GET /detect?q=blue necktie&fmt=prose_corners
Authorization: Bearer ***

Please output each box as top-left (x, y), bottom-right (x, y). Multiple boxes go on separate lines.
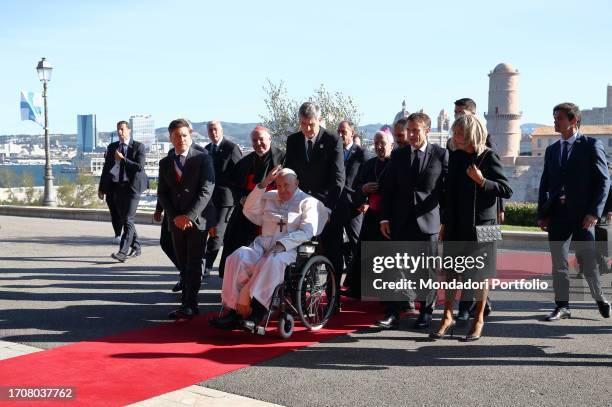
top-left (560, 141), bottom-right (569, 168)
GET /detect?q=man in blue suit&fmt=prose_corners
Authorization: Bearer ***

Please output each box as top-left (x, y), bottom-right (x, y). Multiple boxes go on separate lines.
top-left (537, 103), bottom-right (611, 321)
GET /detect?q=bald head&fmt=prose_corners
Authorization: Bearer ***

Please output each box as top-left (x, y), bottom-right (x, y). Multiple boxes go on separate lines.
top-left (251, 125), bottom-right (272, 156)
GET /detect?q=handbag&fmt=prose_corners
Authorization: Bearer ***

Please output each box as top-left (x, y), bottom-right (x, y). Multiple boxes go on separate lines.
top-left (472, 149), bottom-right (502, 243)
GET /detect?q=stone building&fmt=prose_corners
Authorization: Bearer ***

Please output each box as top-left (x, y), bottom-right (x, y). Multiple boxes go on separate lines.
top-left (581, 85), bottom-right (612, 125)
top-left (531, 125), bottom-right (612, 157)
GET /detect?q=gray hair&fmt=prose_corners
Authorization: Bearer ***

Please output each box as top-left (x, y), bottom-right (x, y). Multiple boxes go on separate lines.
top-left (298, 102), bottom-right (321, 120)
top-left (207, 120), bottom-right (222, 129)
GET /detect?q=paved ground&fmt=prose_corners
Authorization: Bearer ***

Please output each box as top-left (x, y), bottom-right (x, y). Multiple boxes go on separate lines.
top-left (1, 215), bottom-right (611, 407)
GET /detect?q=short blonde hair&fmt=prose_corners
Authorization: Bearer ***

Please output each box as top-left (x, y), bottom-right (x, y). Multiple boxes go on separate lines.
top-left (450, 114), bottom-right (488, 155)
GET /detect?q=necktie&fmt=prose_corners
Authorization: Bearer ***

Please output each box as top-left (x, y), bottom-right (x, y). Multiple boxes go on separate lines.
top-left (560, 141), bottom-right (569, 168)
top-left (307, 139), bottom-right (313, 162)
top-left (118, 143), bottom-right (127, 182)
top-left (411, 150), bottom-right (420, 178)
top-left (174, 154), bottom-right (184, 182)
top-left (211, 144), bottom-right (217, 155)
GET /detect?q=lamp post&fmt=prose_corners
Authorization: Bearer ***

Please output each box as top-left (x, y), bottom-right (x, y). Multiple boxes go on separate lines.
top-left (36, 57), bottom-right (56, 206)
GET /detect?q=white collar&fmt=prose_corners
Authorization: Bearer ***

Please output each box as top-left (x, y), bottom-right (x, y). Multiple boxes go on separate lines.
top-left (344, 142), bottom-right (354, 152)
top-left (212, 137), bottom-right (223, 146)
top-left (410, 139), bottom-right (428, 153)
top-left (560, 132), bottom-right (578, 145)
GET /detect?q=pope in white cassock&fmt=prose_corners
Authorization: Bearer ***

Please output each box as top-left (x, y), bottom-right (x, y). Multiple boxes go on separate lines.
top-left (210, 166), bottom-right (328, 330)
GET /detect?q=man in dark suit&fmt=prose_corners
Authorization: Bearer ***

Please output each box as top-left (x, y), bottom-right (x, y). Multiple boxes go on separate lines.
top-left (98, 120), bottom-right (148, 262)
top-left (218, 125), bottom-right (285, 278)
top-left (158, 119), bottom-right (216, 319)
top-left (204, 120), bottom-right (242, 277)
top-left (153, 142), bottom-right (213, 292)
top-left (284, 102), bottom-right (345, 308)
top-left (537, 102), bottom-right (611, 321)
top-left (336, 120), bottom-right (368, 288)
top-left (100, 145), bottom-right (123, 244)
top-left (377, 112), bottom-right (448, 329)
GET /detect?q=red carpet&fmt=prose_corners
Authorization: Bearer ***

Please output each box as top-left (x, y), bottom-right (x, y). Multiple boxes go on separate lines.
top-left (0, 300), bottom-right (381, 406)
top-left (0, 252), bottom-right (555, 406)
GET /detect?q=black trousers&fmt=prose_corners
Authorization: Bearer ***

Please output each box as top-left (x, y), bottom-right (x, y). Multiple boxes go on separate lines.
top-left (205, 205), bottom-right (233, 269)
top-left (342, 210), bottom-right (363, 279)
top-left (113, 183), bottom-right (141, 255)
top-left (105, 186), bottom-right (122, 237)
top-left (384, 218), bottom-right (438, 318)
top-left (321, 212), bottom-right (345, 303)
top-left (160, 214), bottom-right (179, 269)
top-left (548, 213), bottom-right (606, 307)
top-left (218, 205), bottom-right (258, 278)
top-left (171, 226), bottom-right (207, 309)
top-left (344, 209), bottom-right (383, 295)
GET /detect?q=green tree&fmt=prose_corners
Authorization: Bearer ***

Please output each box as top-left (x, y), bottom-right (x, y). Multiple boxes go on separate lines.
top-left (260, 80), bottom-right (363, 144)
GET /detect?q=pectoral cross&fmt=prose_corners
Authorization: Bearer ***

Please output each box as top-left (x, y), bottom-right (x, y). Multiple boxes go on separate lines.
top-left (277, 217), bottom-right (286, 232)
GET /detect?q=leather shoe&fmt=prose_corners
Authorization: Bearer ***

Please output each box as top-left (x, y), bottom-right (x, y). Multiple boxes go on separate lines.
top-left (171, 280), bottom-right (183, 293)
top-left (545, 307), bottom-right (571, 321)
top-left (111, 252), bottom-right (128, 262)
top-left (413, 312), bottom-right (432, 329)
top-left (375, 315), bottom-right (399, 329)
top-left (469, 298), bottom-right (492, 318)
top-left (128, 247), bottom-right (141, 258)
top-left (597, 301), bottom-right (611, 318)
top-left (210, 310), bottom-right (240, 329)
top-left (168, 306), bottom-right (198, 320)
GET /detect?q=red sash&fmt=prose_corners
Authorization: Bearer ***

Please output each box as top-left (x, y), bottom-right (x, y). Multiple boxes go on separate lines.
top-left (368, 193), bottom-right (382, 212)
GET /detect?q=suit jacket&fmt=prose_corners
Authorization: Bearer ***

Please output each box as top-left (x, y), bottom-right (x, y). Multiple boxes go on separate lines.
top-left (157, 145), bottom-right (216, 231)
top-left (538, 134), bottom-right (609, 222)
top-left (230, 146), bottom-right (285, 204)
top-left (284, 128), bottom-right (345, 210)
top-left (341, 144), bottom-right (369, 210)
top-left (382, 143), bottom-right (448, 235)
top-left (352, 156), bottom-right (390, 208)
top-left (205, 138), bottom-right (242, 208)
top-left (99, 139), bottom-right (148, 195)
top-left (444, 148), bottom-right (512, 240)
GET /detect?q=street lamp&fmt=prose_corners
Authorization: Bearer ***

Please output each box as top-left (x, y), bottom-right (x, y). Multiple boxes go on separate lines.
top-left (36, 57), bottom-right (56, 206)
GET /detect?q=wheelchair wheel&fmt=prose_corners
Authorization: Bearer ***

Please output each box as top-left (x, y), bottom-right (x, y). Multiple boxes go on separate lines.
top-left (296, 255), bottom-right (337, 331)
top-left (278, 313), bottom-right (294, 339)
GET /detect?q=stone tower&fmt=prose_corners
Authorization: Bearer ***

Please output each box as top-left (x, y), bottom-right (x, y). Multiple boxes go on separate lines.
top-left (437, 109), bottom-right (449, 131)
top-left (484, 63), bottom-right (522, 157)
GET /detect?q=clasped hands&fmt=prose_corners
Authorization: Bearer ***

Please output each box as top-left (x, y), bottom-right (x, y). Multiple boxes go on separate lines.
top-left (173, 214), bottom-right (193, 231)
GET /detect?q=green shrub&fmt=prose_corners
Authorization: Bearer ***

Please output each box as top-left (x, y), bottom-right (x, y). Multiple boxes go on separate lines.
top-left (504, 202), bottom-right (538, 226)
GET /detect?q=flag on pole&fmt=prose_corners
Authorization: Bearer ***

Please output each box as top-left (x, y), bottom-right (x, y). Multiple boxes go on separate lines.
top-left (20, 91), bottom-right (43, 127)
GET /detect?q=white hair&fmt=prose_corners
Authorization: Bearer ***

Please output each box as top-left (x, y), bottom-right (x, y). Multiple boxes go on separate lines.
top-left (374, 130), bottom-right (394, 145)
top-left (278, 168), bottom-right (298, 180)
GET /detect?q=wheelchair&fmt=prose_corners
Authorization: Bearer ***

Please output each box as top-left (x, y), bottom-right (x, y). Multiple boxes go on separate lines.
top-left (246, 239), bottom-right (338, 338)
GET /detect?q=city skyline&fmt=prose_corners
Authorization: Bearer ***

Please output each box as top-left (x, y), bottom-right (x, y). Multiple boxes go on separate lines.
top-left (1, 0), bottom-right (611, 135)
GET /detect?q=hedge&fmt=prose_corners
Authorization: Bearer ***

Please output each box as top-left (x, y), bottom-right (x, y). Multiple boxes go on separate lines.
top-left (504, 202), bottom-right (538, 226)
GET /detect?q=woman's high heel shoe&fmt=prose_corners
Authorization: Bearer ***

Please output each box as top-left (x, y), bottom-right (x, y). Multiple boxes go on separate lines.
top-left (462, 321), bottom-right (484, 342)
top-left (428, 320), bottom-right (456, 340)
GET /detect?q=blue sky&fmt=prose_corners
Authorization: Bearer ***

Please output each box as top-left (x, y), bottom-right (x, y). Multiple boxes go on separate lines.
top-left (1, 0), bottom-right (611, 135)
